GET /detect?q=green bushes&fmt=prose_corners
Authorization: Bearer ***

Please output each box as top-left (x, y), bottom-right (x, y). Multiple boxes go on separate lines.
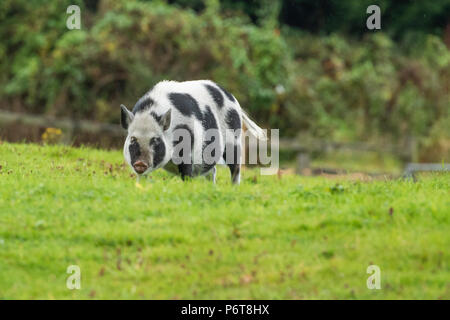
top-left (0, 0), bottom-right (289, 123)
top-left (281, 31), bottom-right (449, 144)
top-left (0, 0), bottom-right (448, 159)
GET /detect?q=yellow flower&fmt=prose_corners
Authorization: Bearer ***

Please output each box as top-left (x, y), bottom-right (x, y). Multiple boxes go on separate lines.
top-left (42, 127), bottom-right (63, 144)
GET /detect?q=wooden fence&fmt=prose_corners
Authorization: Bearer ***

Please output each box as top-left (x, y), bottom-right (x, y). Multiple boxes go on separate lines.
top-left (276, 136), bottom-right (418, 174)
top-left (0, 110), bottom-right (124, 147)
top-left (1, 110), bottom-right (448, 177)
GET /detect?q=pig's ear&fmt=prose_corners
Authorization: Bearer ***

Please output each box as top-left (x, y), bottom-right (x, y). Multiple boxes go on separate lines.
top-left (120, 104), bottom-right (134, 130)
top-left (159, 109), bottom-right (171, 131)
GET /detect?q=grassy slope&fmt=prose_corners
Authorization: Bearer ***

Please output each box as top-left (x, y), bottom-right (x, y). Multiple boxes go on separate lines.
top-left (0, 142), bottom-right (448, 299)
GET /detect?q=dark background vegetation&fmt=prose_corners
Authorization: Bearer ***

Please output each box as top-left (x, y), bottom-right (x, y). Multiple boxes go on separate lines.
top-left (0, 0), bottom-right (449, 161)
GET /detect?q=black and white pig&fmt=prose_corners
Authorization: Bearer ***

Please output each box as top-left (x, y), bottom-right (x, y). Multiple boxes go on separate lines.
top-left (120, 80), bottom-right (266, 184)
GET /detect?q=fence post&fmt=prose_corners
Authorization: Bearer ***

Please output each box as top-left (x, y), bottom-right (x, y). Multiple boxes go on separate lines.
top-left (406, 135), bottom-right (418, 163)
top-left (296, 151), bottom-right (310, 174)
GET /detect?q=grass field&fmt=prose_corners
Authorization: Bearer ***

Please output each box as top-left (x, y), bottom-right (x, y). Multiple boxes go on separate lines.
top-left (0, 142), bottom-right (448, 299)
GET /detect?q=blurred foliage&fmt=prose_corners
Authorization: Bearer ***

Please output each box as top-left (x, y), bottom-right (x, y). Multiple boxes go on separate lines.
top-left (169, 0), bottom-right (450, 39)
top-left (279, 0), bottom-right (450, 39)
top-left (0, 0), bottom-right (449, 160)
top-left (0, 0), bottom-right (289, 122)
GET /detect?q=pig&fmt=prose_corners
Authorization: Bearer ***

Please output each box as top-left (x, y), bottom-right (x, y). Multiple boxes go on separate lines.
top-left (120, 80), bottom-right (266, 184)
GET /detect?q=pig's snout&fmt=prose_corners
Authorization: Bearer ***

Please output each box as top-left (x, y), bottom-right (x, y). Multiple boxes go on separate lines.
top-left (133, 161), bottom-right (148, 174)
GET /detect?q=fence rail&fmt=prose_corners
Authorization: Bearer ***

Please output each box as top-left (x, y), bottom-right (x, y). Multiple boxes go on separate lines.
top-left (1, 110), bottom-right (447, 177)
top-left (0, 110), bottom-right (123, 135)
top-left (0, 110), bottom-right (124, 145)
top-left (403, 163), bottom-right (450, 179)
top-left (276, 136), bottom-right (418, 174)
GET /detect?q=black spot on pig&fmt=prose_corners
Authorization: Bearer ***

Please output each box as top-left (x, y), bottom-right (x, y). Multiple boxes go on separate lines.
top-left (216, 83), bottom-right (236, 102)
top-left (129, 140), bottom-right (141, 164)
top-left (204, 84), bottom-right (224, 109)
top-left (132, 96), bottom-right (154, 114)
top-left (151, 137), bottom-right (166, 167)
top-left (168, 93), bottom-right (202, 121)
top-left (201, 106), bottom-right (220, 172)
top-left (225, 109), bottom-right (241, 130)
top-left (201, 106), bottom-right (219, 131)
top-left (150, 111), bottom-right (161, 123)
top-left (172, 124), bottom-right (194, 181)
top-left (172, 124), bottom-right (194, 158)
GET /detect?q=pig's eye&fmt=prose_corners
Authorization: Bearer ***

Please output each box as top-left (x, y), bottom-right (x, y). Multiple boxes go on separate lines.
top-left (150, 137), bottom-right (161, 145)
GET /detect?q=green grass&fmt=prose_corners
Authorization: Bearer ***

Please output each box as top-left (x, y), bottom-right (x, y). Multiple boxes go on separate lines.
top-left (0, 142), bottom-right (449, 299)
